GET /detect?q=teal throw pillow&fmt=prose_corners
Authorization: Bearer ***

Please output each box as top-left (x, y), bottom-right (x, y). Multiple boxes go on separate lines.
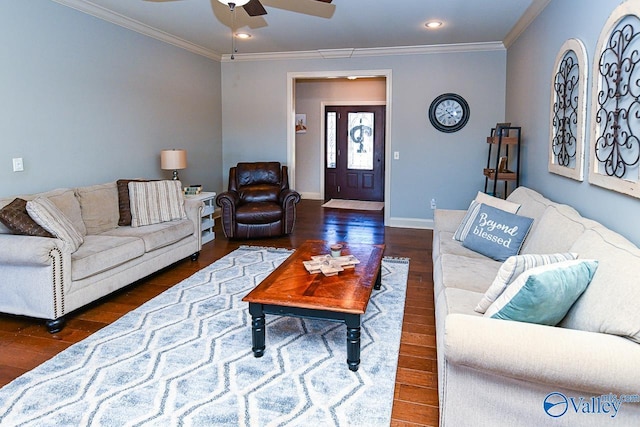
top-left (461, 203), bottom-right (534, 262)
top-left (484, 259), bottom-right (599, 326)
top-left (474, 252), bottom-right (578, 313)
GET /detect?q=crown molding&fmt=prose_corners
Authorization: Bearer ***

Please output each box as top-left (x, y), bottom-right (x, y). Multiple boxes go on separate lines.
top-left (221, 42), bottom-right (505, 62)
top-left (503, 0), bottom-right (551, 48)
top-left (51, 0), bottom-right (222, 61)
top-left (52, 0), bottom-right (506, 63)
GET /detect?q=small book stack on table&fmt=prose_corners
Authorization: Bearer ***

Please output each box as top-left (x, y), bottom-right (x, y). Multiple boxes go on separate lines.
top-left (184, 185), bottom-right (202, 196)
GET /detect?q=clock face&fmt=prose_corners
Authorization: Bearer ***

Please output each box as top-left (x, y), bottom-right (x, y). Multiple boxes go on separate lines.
top-left (435, 99), bottom-right (463, 126)
top-left (428, 93), bottom-right (470, 133)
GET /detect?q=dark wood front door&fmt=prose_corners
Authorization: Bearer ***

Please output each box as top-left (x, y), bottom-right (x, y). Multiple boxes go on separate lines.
top-left (324, 105), bottom-right (385, 202)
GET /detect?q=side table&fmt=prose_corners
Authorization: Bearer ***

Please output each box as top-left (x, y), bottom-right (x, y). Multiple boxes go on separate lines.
top-left (186, 191), bottom-right (217, 244)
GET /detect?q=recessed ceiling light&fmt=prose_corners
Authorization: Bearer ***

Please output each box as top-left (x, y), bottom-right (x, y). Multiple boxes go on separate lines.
top-left (235, 32), bottom-right (252, 39)
top-left (425, 21), bottom-right (443, 29)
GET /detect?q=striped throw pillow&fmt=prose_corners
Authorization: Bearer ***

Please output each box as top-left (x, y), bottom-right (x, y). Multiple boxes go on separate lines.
top-left (474, 252), bottom-right (578, 313)
top-left (128, 180), bottom-right (186, 227)
top-left (26, 197), bottom-right (84, 253)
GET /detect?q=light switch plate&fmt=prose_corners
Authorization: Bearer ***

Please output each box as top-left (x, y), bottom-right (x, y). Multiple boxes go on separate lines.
top-left (13, 158), bottom-right (24, 172)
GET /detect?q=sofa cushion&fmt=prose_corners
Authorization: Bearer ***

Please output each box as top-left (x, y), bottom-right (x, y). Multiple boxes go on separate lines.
top-left (461, 204), bottom-right (534, 262)
top-left (506, 186), bottom-right (552, 223)
top-left (437, 231), bottom-right (489, 260)
top-left (453, 192), bottom-right (521, 241)
top-left (561, 227), bottom-right (640, 343)
top-left (485, 259), bottom-right (598, 326)
top-left (101, 219), bottom-right (194, 252)
top-left (475, 252), bottom-right (578, 314)
top-left (75, 182), bottom-right (119, 235)
top-left (128, 180), bottom-right (186, 227)
top-left (26, 197), bottom-right (84, 253)
top-left (236, 162), bottom-right (281, 186)
top-left (71, 235), bottom-right (145, 280)
top-left (440, 254), bottom-right (501, 294)
top-left (236, 202), bottom-right (282, 224)
top-left (438, 288), bottom-right (485, 317)
top-left (520, 204), bottom-right (598, 254)
top-left (0, 198), bottom-right (53, 237)
top-left (239, 184), bottom-right (280, 204)
top-left (117, 179), bottom-right (150, 226)
top-left (39, 188), bottom-right (87, 237)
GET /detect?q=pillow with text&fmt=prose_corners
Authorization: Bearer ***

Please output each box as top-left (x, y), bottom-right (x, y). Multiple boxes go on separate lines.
top-left (453, 192), bottom-right (521, 242)
top-left (461, 203), bottom-right (533, 262)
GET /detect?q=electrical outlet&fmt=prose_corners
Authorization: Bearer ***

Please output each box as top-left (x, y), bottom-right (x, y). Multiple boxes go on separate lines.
top-left (393, 151), bottom-right (399, 160)
top-left (12, 158), bottom-right (24, 172)
top-left (430, 198), bottom-right (437, 210)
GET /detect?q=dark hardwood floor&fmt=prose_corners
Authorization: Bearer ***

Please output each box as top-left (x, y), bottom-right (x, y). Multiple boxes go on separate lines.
top-left (0, 199), bottom-right (438, 426)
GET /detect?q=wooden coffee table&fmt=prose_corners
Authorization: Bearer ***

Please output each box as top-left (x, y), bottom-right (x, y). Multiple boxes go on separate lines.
top-left (242, 240), bottom-right (385, 371)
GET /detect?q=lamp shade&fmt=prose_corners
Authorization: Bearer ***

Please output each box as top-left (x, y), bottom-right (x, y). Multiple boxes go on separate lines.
top-left (160, 149), bottom-right (187, 170)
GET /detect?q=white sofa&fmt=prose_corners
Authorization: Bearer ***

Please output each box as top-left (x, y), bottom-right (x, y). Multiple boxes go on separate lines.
top-left (433, 187), bottom-right (640, 426)
top-left (0, 181), bottom-right (203, 333)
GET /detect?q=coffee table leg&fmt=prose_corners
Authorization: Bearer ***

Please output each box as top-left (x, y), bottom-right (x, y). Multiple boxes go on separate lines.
top-left (249, 303), bottom-right (265, 358)
top-left (345, 314), bottom-right (361, 371)
top-left (374, 266), bottom-right (382, 290)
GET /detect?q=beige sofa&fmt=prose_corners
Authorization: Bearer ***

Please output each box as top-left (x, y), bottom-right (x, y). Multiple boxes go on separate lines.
top-left (433, 187), bottom-right (640, 426)
top-left (0, 181), bottom-right (203, 333)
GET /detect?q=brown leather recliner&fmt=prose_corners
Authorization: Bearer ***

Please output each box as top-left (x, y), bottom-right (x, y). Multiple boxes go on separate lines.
top-left (215, 162), bottom-right (301, 239)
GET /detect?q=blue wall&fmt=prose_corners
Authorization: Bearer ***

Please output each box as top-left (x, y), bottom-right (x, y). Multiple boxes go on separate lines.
top-left (222, 49), bottom-right (507, 226)
top-left (0, 1), bottom-right (222, 197)
top-left (507, 0), bottom-right (640, 246)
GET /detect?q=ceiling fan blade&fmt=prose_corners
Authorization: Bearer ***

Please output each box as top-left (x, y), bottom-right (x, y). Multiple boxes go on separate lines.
top-left (243, 0), bottom-right (267, 16)
top-left (315, 0), bottom-right (333, 2)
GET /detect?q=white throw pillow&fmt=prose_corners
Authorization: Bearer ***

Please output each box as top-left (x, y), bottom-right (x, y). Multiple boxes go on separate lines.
top-left (26, 197), bottom-right (84, 253)
top-left (128, 180), bottom-right (187, 227)
top-left (453, 192), bottom-right (521, 242)
top-left (475, 252), bottom-right (578, 313)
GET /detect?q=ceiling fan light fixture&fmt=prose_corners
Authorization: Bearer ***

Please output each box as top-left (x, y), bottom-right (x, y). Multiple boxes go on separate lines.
top-left (218, 0), bottom-right (250, 7)
top-left (235, 32), bottom-right (252, 39)
top-left (425, 21), bottom-right (443, 29)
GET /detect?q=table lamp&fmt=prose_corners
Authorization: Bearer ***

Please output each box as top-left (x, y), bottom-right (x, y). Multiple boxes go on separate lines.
top-left (160, 149), bottom-right (187, 181)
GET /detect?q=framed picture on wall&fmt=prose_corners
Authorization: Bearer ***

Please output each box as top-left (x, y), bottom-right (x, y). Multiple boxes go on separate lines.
top-left (295, 114), bottom-right (307, 134)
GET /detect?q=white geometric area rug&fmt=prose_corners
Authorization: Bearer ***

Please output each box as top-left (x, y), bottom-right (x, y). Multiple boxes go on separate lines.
top-left (0, 246), bottom-right (409, 427)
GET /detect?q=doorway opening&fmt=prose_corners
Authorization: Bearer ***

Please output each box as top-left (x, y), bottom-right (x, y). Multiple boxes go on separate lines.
top-left (287, 69), bottom-right (392, 224)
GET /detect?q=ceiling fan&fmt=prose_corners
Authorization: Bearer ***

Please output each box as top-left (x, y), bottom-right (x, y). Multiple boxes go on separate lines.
top-left (217, 0), bottom-right (333, 17)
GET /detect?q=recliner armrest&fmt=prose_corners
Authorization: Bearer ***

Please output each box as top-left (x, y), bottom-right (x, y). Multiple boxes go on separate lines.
top-left (216, 191), bottom-right (240, 207)
top-left (216, 191), bottom-right (241, 238)
top-left (279, 189), bottom-right (301, 206)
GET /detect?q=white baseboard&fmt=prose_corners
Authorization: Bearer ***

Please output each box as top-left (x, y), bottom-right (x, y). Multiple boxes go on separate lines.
top-left (386, 217), bottom-right (434, 229)
top-left (299, 192), bottom-right (323, 200)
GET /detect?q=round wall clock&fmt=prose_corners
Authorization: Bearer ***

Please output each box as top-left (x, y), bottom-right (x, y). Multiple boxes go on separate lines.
top-left (428, 93), bottom-right (470, 133)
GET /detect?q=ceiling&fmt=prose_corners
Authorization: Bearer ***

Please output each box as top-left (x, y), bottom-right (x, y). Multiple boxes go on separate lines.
top-left (53, 0), bottom-right (549, 60)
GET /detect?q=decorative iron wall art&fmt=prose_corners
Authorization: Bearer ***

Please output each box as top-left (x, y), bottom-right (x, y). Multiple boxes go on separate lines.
top-left (549, 38), bottom-right (587, 181)
top-left (589, 1), bottom-right (640, 197)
